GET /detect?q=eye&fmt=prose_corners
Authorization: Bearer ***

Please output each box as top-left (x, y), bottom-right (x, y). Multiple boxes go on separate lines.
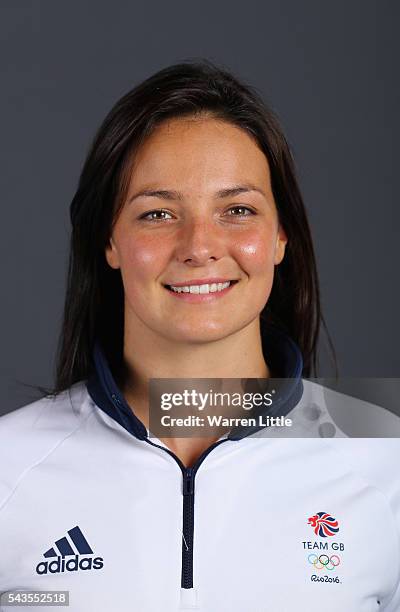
top-left (225, 205), bottom-right (255, 217)
top-left (139, 209), bottom-right (174, 221)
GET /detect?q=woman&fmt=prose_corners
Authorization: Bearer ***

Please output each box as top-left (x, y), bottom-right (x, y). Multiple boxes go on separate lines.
top-left (0, 61), bottom-right (399, 611)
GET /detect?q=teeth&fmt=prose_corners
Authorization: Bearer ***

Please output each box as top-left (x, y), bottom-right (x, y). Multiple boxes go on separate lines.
top-left (169, 281), bottom-right (232, 294)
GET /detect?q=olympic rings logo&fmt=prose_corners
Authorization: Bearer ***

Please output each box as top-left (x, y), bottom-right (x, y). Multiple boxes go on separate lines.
top-left (308, 554), bottom-right (341, 571)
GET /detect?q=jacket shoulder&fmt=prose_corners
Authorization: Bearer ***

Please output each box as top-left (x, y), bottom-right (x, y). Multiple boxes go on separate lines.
top-left (0, 382), bottom-right (91, 510)
top-left (300, 381), bottom-right (400, 511)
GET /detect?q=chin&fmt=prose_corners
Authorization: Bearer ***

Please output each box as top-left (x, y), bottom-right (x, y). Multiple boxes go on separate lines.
top-left (164, 324), bottom-right (237, 345)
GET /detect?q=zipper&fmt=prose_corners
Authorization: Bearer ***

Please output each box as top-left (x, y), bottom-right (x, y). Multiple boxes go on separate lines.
top-left (144, 437), bottom-right (229, 589)
top-left (182, 467), bottom-right (195, 588)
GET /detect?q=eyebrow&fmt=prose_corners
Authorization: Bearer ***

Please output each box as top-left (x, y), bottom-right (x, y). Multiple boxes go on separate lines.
top-left (128, 184), bottom-right (266, 204)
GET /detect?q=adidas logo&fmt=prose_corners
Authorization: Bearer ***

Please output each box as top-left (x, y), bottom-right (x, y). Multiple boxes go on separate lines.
top-left (36, 525), bottom-right (104, 575)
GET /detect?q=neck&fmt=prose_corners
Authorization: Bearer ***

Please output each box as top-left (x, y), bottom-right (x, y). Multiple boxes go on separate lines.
top-left (121, 317), bottom-right (270, 467)
top-left (123, 315), bottom-right (269, 380)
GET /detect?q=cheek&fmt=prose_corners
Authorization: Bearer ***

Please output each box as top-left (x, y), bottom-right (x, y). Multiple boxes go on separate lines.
top-left (117, 233), bottom-right (171, 289)
top-left (234, 229), bottom-right (276, 273)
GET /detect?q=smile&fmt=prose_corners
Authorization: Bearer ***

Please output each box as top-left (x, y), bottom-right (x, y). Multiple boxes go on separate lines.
top-left (163, 280), bottom-right (239, 301)
top-left (168, 281), bottom-right (234, 294)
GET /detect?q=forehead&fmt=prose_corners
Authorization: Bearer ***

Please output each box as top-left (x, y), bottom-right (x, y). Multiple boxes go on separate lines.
top-left (127, 116), bottom-right (272, 194)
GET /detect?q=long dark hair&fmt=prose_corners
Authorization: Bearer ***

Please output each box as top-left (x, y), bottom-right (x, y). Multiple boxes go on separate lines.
top-left (55, 59), bottom-right (334, 391)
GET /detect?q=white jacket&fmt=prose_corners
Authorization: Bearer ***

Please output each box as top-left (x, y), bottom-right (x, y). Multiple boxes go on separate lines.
top-left (1, 333), bottom-right (399, 612)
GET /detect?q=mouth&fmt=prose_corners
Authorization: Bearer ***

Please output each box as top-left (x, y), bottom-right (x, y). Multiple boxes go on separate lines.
top-left (163, 280), bottom-right (239, 295)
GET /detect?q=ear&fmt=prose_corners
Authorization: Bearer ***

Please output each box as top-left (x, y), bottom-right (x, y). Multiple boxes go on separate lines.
top-left (274, 224), bottom-right (288, 265)
top-left (105, 236), bottom-right (121, 270)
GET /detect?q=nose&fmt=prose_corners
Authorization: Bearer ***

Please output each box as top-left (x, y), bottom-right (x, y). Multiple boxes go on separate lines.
top-left (175, 217), bottom-right (225, 266)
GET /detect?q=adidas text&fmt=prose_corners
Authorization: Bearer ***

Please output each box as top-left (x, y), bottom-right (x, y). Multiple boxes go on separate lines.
top-left (36, 555), bottom-right (104, 574)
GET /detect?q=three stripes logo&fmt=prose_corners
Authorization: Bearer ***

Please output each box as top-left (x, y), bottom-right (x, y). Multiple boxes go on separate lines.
top-left (36, 525), bottom-right (104, 575)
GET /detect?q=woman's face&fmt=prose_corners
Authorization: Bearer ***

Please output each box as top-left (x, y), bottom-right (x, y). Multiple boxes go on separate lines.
top-left (106, 116), bottom-right (287, 344)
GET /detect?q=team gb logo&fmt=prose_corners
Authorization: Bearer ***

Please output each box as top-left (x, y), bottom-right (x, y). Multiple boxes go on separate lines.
top-left (308, 512), bottom-right (339, 537)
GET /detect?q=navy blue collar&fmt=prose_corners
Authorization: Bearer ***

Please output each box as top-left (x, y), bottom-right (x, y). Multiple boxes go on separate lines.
top-left (86, 326), bottom-right (303, 441)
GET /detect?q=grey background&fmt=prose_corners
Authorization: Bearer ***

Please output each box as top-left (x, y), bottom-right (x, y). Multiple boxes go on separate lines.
top-left (1, 1), bottom-right (399, 415)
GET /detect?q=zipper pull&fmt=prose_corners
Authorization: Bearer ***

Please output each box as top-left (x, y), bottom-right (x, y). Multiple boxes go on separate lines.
top-left (183, 468), bottom-right (195, 496)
